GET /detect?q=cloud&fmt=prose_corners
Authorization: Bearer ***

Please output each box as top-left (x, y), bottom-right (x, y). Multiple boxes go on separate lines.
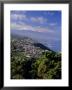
top-left (11, 13), bottom-right (27, 21)
top-left (30, 16), bottom-right (47, 24)
top-left (11, 21), bottom-right (58, 35)
top-left (11, 11), bottom-right (60, 35)
top-left (47, 12), bottom-right (55, 15)
top-left (49, 23), bottom-right (57, 26)
top-left (44, 11), bottom-right (55, 16)
top-left (11, 22), bottom-right (33, 30)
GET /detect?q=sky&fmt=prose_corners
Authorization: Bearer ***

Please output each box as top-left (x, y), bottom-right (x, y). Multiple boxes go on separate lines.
top-left (11, 11), bottom-right (61, 52)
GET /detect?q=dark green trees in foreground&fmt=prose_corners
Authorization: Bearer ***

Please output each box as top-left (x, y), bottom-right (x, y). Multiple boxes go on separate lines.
top-left (11, 51), bottom-right (61, 79)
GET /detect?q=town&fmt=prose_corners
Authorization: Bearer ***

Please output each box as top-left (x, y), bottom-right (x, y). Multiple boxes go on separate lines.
top-left (11, 36), bottom-right (50, 59)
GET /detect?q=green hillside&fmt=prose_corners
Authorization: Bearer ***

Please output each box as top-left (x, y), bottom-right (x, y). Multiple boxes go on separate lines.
top-left (11, 37), bottom-right (61, 79)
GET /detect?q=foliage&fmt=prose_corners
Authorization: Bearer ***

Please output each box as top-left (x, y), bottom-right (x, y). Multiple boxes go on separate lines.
top-left (11, 50), bottom-right (61, 79)
top-left (11, 38), bottom-right (61, 79)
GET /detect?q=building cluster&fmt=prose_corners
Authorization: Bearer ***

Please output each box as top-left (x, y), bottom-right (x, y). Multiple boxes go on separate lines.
top-left (11, 38), bottom-right (45, 58)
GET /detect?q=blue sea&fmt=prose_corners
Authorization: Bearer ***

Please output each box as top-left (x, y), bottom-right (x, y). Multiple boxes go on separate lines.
top-left (11, 30), bottom-right (61, 52)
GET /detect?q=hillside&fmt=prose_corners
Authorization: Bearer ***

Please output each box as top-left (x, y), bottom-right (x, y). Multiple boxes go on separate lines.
top-left (11, 35), bottom-right (53, 58)
top-left (11, 30), bottom-right (61, 52)
top-left (11, 35), bottom-right (61, 79)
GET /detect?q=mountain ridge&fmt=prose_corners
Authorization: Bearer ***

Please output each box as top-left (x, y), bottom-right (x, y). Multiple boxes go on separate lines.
top-left (11, 29), bottom-right (61, 52)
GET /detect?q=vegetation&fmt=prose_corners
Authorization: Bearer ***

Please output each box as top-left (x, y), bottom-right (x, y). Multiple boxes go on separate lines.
top-left (11, 37), bottom-right (61, 79)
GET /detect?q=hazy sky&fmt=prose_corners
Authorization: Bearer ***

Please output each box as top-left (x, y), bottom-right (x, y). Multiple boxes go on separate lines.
top-left (11, 11), bottom-right (61, 51)
top-left (11, 11), bottom-right (61, 32)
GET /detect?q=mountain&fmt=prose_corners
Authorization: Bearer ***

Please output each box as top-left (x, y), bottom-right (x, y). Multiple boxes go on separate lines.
top-left (11, 34), bottom-right (54, 58)
top-left (11, 30), bottom-right (61, 79)
top-left (11, 30), bottom-right (61, 52)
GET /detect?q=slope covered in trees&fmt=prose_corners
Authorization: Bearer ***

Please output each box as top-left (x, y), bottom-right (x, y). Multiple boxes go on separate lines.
top-left (11, 36), bottom-right (61, 79)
